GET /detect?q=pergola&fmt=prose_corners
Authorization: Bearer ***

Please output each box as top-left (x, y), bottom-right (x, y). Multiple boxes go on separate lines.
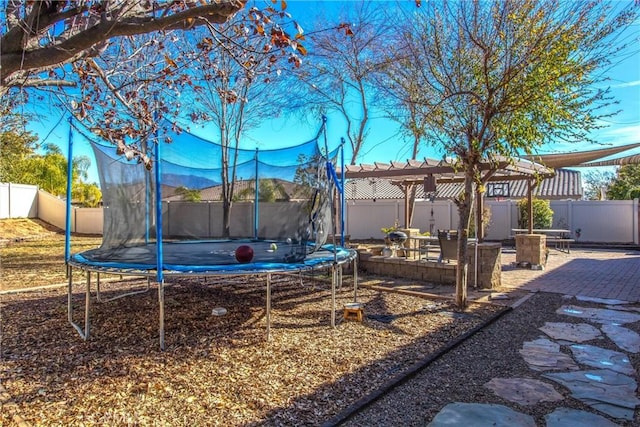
top-left (338, 156), bottom-right (554, 239)
top-left (337, 142), bottom-right (640, 238)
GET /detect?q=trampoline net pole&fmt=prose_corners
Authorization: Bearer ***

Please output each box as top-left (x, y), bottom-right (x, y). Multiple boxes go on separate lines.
top-left (159, 279), bottom-right (165, 351)
top-left (67, 265), bottom-right (73, 325)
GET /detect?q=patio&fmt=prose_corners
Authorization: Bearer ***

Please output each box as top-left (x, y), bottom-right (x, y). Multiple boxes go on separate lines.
top-left (352, 244), bottom-right (640, 305)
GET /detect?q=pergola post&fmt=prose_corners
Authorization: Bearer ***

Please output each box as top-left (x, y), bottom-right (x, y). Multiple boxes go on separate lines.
top-left (403, 184), bottom-right (410, 228)
top-left (476, 190), bottom-right (484, 242)
top-left (527, 179), bottom-right (534, 233)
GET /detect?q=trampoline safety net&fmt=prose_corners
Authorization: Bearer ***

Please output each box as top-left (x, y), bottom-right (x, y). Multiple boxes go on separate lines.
top-left (84, 120), bottom-right (342, 268)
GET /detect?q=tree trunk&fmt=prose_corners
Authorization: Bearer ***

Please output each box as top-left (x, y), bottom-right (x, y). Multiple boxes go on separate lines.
top-left (455, 167), bottom-right (475, 309)
top-left (223, 198), bottom-right (232, 238)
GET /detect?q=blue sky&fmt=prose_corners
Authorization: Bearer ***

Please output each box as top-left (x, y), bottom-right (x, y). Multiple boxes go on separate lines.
top-left (25, 0), bottom-right (640, 185)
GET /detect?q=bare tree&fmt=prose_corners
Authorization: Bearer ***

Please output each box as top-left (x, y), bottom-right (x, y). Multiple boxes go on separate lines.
top-left (291, 1), bottom-right (393, 165)
top-left (374, 25), bottom-right (432, 227)
top-left (399, 0), bottom-right (638, 308)
top-left (181, 6), bottom-right (303, 236)
top-left (583, 169), bottom-right (615, 200)
top-left (69, 32), bottom-right (187, 168)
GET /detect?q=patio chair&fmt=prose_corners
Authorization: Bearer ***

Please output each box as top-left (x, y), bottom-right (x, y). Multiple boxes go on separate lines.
top-left (437, 229), bottom-right (458, 263)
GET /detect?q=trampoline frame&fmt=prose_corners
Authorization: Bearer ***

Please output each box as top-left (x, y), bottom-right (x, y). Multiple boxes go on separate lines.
top-left (67, 250), bottom-right (358, 350)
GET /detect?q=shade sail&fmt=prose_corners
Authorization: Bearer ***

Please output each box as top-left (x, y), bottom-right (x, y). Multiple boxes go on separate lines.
top-left (524, 143), bottom-right (640, 169)
top-left (574, 153), bottom-right (640, 167)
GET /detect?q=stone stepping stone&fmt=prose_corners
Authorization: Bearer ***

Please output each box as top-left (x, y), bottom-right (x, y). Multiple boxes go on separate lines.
top-left (601, 324), bottom-right (640, 354)
top-left (606, 305), bottom-right (640, 313)
top-left (539, 322), bottom-right (601, 343)
top-left (576, 296), bottom-right (629, 305)
top-left (484, 377), bottom-right (563, 405)
top-left (543, 369), bottom-right (640, 420)
top-left (427, 402), bottom-right (536, 427)
top-left (557, 305), bottom-right (640, 325)
top-left (520, 338), bottom-right (578, 371)
top-left (545, 407), bottom-right (621, 427)
top-left (570, 344), bottom-right (635, 376)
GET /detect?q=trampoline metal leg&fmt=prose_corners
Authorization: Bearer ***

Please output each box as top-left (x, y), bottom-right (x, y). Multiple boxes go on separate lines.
top-left (68, 267), bottom-right (90, 340)
top-left (159, 279), bottom-right (165, 351)
top-left (353, 257), bottom-right (358, 302)
top-left (331, 265), bottom-right (336, 328)
top-left (266, 273), bottom-right (271, 340)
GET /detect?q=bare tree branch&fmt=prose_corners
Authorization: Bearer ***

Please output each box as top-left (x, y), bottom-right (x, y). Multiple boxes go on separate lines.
top-left (1, 1), bottom-right (245, 90)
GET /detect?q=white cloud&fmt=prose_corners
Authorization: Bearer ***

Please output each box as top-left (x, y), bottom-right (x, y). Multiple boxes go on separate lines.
top-left (595, 124), bottom-right (640, 140)
top-left (611, 80), bottom-right (640, 89)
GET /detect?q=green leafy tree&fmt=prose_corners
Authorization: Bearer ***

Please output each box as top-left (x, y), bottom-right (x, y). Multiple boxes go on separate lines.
top-left (0, 130), bottom-right (38, 182)
top-left (73, 182), bottom-right (102, 208)
top-left (174, 186), bottom-right (202, 202)
top-left (258, 180), bottom-right (277, 203)
top-left (517, 198), bottom-right (553, 229)
top-left (607, 164), bottom-right (640, 200)
top-left (21, 154), bottom-right (67, 195)
top-left (2, 140), bottom-right (101, 206)
top-left (234, 179), bottom-right (290, 202)
top-left (392, 0), bottom-right (637, 308)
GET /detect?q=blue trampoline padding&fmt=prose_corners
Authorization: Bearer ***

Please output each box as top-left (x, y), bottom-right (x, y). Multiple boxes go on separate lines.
top-left (70, 240), bottom-right (355, 274)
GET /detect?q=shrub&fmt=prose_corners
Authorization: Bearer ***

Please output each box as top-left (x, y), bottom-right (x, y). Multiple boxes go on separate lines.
top-left (517, 198), bottom-right (553, 229)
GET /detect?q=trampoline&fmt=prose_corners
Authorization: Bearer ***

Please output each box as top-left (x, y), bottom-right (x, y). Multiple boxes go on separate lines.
top-left (65, 117), bottom-right (357, 349)
top-left (70, 240), bottom-right (354, 273)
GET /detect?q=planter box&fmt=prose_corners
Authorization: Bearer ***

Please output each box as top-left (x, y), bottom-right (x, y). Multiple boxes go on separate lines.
top-left (357, 242), bottom-right (502, 289)
top-left (516, 234), bottom-right (547, 267)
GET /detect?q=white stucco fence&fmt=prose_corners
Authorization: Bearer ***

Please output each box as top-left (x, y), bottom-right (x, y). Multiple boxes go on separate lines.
top-left (1, 183), bottom-right (638, 244)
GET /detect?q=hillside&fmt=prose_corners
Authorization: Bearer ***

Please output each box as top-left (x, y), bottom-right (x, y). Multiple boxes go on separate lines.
top-left (0, 218), bottom-right (61, 242)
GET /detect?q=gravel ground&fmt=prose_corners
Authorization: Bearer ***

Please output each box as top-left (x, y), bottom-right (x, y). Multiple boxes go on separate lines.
top-left (343, 291), bottom-right (640, 426)
top-left (0, 273), bottom-right (504, 426)
top-left (3, 224), bottom-right (638, 425)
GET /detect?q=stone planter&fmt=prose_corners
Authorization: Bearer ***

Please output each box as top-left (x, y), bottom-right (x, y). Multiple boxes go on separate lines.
top-left (466, 243), bottom-right (502, 289)
top-left (516, 234), bottom-right (547, 267)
